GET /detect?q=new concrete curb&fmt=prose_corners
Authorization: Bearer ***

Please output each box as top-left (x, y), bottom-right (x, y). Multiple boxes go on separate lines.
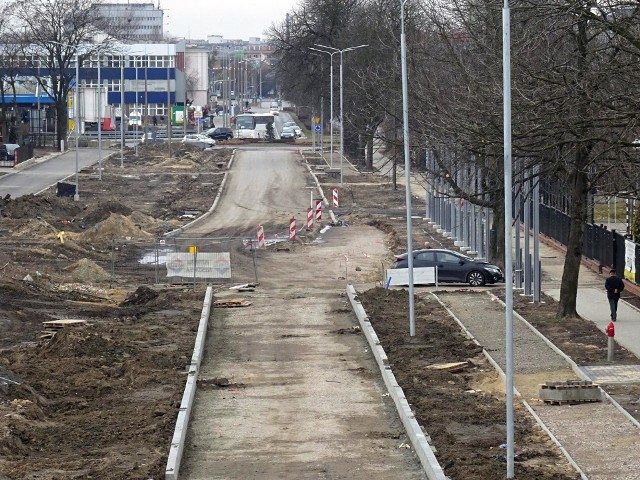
top-left (430, 292), bottom-right (588, 480)
top-left (164, 149), bottom-right (236, 237)
top-left (346, 285), bottom-right (447, 480)
top-left (165, 286), bottom-right (213, 480)
top-left (304, 158), bottom-right (338, 225)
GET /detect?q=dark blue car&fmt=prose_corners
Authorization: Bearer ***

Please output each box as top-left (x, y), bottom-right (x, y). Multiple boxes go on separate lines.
top-left (391, 248), bottom-right (503, 286)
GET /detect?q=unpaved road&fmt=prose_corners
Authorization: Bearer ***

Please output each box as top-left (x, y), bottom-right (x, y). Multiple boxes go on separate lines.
top-left (187, 147), bottom-right (312, 237)
top-left (179, 149), bottom-right (428, 479)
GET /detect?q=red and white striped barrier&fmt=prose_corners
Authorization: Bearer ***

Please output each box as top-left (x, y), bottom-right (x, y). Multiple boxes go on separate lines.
top-left (289, 218), bottom-right (296, 241)
top-left (333, 188), bottom-right (339, 207)
top-left (307, 208), bottom-right (314, 230)
top-left (315, 199), bottom-right (322, 222)
top-left (257, 225), bottom-right (265, 249)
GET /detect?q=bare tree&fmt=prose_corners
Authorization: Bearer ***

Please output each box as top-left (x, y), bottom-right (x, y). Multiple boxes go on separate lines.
top-left (8, 0), bottom-right (120, 145)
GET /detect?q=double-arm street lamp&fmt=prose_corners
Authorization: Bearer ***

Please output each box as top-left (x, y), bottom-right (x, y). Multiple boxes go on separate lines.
top-left (308, 47), bottom-right (338, 168)
top-left (313, 43), bottom-right (368, 186)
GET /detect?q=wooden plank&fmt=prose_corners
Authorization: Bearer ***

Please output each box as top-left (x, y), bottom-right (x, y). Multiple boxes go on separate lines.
top-left (213, 299), bottom-right (252, 308)
top-left (426, 361), bottom-right (468, 372)
top-left (43, 319), bottom-right (87, 327)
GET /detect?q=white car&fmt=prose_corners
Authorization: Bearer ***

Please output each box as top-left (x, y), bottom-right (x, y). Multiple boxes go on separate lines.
top-left (282, 121), bottom-right (302, 137)
top-left (270, 109), bottom-right (279, 116)
top-left (280, 126), bottom-right (297, 140)
top-left (182, 134), bottom-right (216, 148)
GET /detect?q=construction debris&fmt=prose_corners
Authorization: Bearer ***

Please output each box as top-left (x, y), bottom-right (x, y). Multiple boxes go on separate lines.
top-left (213, 299), bottom-right (252, 308)
top-left (539, 380), bottom-right (602, 405)
top-left (41, 319), bottom-right (88, 339)
top-left (229, 283), bottom-right (258, 292)
top-left (426, 361), bottom-right (469, 373)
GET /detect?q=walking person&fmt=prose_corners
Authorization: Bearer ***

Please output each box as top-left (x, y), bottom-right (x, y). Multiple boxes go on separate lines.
top-left (605, 268), bottom-right (625, 321)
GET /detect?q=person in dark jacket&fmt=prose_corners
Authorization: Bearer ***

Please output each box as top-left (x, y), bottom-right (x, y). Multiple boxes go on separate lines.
top-left (605, 269), bottom-right (625, 321)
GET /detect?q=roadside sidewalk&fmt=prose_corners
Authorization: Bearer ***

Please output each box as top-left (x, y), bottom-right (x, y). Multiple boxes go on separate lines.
top-left (533, 233), bottom-right (640, 371)
top-left (0, 150), bottom-right (64, 177)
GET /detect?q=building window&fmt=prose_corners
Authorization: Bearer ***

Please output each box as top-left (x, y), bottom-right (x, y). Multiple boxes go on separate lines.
top-left (107, 79), bottom-right (122, 92)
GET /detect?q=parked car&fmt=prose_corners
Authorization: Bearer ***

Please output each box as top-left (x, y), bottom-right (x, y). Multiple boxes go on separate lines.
top-left (282, 121), bottom-right (302, 137)
top-left (280, 126), bottom-right (297, 140)
top-left (182, 134), bottom-right (216, 149)
top-left (3, 144), bottom-right (20, 161)
top-left (391, 248), bottom-right (503, 286)
top-left (205, 127), bottom-right (234, 141)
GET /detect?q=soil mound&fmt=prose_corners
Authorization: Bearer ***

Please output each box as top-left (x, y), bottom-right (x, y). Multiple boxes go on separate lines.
top-left (82, 201), bottom-right (132, 227)
top-left (81, 213), bottom-right (153, 241)
top-left (64, 258), bottom-right (110, 283)
top-left (120, 286), bottom-right (159, 307)
top-left (0, 194), bottom-right (82, 220)
top-left (39, 328), bottom-right (123, 361)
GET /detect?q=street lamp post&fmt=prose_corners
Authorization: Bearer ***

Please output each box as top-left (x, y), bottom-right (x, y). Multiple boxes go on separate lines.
top-left (48, 41), bottom-right (87, 198)
top-left (97, 55), bottom-right (102, 180)
top-left (120, 54), bottom-right (125, 168)
top-left (315, 43), bottom-right (368, 186)
top-left (400, 0), bottom-right (415, 336)
top-left (74, 53), bottom-right (80, 200)
top-left (502, 0), bottom-right (515, 476)
top-left (309, 47), bottom-right (337, 168)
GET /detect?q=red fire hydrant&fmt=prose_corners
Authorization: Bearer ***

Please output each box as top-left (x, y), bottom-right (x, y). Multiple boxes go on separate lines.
top-left (607, 322), bottom-right (615, 337)
top-left (607, 321), bottom-right (615, 361)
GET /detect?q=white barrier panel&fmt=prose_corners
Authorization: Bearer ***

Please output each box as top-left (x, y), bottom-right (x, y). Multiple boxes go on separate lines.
top-left (386, 267), bottom-right (437, 287)
top-left (166, 252), bottom-right (231, 278)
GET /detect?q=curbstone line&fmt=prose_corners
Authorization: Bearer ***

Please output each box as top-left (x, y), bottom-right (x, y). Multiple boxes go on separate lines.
top-left (165, 286), bottom-right (213, 480)
top-left (164, 149), bottom-right (236, 237)
top-left (304, 160), bottom-right (337, 224)
top-left (346, 285), bottom-right (448, 480)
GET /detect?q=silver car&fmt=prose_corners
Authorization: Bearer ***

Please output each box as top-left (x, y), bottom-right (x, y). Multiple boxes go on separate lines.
top-left (280, 126), bottom-right (296, 139)
top-left (182, 134), bottom-right (216, 149)
top-left (282, 121), bottom-right (302, 137)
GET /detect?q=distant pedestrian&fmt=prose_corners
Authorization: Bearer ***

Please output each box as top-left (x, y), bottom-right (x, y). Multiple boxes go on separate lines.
top-left (423, 241), bottom-right (432, 249)
top-left (152, 115), bottom-right (158, 126)
top-left (605, 268), bottom-right (625, 321)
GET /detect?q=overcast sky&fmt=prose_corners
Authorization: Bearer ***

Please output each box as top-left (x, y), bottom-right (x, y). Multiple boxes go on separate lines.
top-left (160, 0), bottom-right (299, 41)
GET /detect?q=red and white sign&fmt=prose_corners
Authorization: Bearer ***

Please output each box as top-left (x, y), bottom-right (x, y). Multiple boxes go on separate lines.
top-left (307, 208), bottom-right (314, 230)
top-left (257, 225), bottom-right (265, 249)
top-left (333, 188), bottom-right (339, 207)
top-left (289, 218), bottom-right (296, 241)
top-left (315, 200), bottom-right (322, 222)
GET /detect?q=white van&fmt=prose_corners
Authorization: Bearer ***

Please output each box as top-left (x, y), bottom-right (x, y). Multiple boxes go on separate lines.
top-left (270, 101), bottom-right (279, 110)
top-left (128, 111), bottom-right (143, 128)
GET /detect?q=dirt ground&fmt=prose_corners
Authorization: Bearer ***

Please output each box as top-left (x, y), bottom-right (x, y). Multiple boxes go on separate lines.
top-left (0, 144), bottom-right (638, 478)
top-left (0, 144), bottom-right (231, 479)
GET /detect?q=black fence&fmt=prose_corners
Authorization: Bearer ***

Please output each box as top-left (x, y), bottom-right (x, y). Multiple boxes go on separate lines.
top-left (539, 204), bottom-right (639, 282)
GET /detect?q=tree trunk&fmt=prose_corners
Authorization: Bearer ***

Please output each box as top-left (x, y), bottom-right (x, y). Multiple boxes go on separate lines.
top-left (365, 132), bottom-right (374, 170)
top-left (557, 151), bottom-right (590, 318)
top-left (491, 196), bottom-right (505, 267)
top-left (56, 101), bottom-right (68, 147)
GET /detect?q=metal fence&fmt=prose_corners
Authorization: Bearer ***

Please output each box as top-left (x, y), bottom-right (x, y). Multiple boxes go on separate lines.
top-left (539, 204), bottom-right (639, 281)
top-left (101, 236), bottom-right (261, 287)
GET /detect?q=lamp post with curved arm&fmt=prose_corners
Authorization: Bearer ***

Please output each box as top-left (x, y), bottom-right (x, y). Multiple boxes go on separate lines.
top-left (314, 43), bottom-right (368, 186)
top-left (309, 47), bottom-right (337, 168)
